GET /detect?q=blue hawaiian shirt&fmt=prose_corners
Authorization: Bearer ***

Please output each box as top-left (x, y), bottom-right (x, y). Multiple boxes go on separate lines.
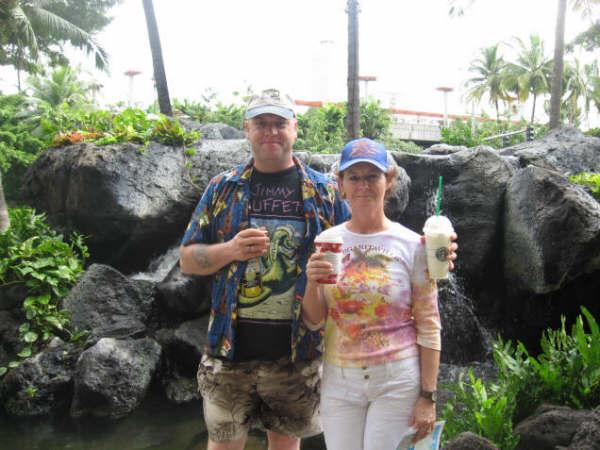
top-left (181, 156), bottom-right (350, 362)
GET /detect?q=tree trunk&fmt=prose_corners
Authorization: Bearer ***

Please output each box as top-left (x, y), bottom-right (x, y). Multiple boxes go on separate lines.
top-left (495, 99), bottom-right (500, 123)
top-left (549, 0), bottom-right (567, 129)
top-left (142, 0), bottom-right (172, 116)
top-left (346, 0), bottom-right (360, 140)
top-left (531, 93), bottom-right (537, 124)
top-left (0, 172), bottom-right (10, 233)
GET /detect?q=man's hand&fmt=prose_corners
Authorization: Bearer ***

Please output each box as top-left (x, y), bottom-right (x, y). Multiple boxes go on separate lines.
top-left (229, 227), bottom-right (270, 261)
top-left (421, 232), bottom-right (458, 271)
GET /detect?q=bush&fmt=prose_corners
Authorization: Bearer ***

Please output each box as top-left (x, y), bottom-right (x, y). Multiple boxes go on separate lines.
top-left (584, 127), bottom-right (600, 137)
top-left (0, 208), bottom-right (89, 377)
top-left (569, 172), bottom-right (600, 201)
top-left (442, 307), bottom-right (600, 448)
top-left (440, 119), bottom-right (546, 148)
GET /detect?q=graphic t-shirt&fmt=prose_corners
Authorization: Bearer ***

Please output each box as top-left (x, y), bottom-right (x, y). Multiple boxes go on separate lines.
top-left (318, 222), bottom-right (441, 368)
top-left (234, 166), bottom-right (306, 361)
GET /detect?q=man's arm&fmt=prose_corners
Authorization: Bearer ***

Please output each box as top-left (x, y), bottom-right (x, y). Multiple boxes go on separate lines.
top-left (180, 227), bottom-right (270, 276)
top-left (180, 242), bottom-right (236, 276)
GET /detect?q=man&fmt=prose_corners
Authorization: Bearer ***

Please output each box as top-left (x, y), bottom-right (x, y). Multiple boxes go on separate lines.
top-left (180, 88), bottom-right (350, 450)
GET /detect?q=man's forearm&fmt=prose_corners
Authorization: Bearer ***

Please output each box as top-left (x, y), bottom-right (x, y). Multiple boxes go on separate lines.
top-left (180, 242), bottom-right (235, 276)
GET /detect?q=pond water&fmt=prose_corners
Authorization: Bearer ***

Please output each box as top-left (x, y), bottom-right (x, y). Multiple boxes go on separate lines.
top-left (0, 394), bottom-right (326, 450)
top-left (0, 395), bottom-right (270, 450)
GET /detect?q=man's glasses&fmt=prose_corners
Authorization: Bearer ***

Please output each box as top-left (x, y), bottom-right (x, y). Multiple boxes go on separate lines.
top-left (250, 120), bottom-right (290, 133)
top-left (345, 173), bottom-right (384, 185)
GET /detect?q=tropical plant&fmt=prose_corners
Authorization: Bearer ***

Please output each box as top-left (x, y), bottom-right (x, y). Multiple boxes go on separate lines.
top-left (442, 369), bottom-right (520, 449)
top-left (142, 0), bottom-right (172, 115)
top-left (561, 59), bottom-right (592, 125)
top-left (443, 307), bottom-right (600, 447)
top-left (0, 207), bottom-right (89, 376)
top-left (26, 65), bottom-right (92, 108)
top-left (549, 0), bottom-right (600, 129)
top-left (569, 172), bottom-right (600, 200)
top-left (465, 45), bottom-right (509, 122)
top-left (504, 35), bottom-right (553, 124)
top-left (0, 0), bottom-right (115, 89)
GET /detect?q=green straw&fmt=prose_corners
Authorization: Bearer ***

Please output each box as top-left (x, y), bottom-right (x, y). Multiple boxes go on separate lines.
top-left (435, 176), bottom-right (443, 216)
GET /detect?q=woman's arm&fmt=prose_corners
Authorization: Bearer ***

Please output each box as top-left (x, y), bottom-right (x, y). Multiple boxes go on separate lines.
top-left (301, 252), bottom-right (330, 327)
top-left (410, 346), bottom-right (440, 443)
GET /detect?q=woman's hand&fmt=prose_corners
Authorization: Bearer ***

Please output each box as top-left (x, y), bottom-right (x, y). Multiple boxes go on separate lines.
top-left (409, 396), bottom-right (436, 444)
top-left (421, 232), bottom-right (458, 271)
top-left (306, 252), bottom-right (333, 284)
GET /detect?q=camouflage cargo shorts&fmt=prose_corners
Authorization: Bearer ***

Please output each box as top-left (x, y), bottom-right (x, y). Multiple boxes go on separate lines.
top-left (197, 355), bottom-right (322, 443)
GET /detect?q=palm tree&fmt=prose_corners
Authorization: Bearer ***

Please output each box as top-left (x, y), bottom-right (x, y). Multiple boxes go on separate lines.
top-left (549, 0), bottom-right (600, 129)
top-left (465, 44), bottom-right (508, 122)
top-left (142, 0), bottom-right (172, 116)
top-left (561, 58), bottom-right (595, 125)
top-left (505, 35), bottom-right (553, 124)
top-left (549, 0), bottom-right (568, 129)
top-left (0, 172), bottom-right (9, 233)
top-left (27, 65), bottom-right (90, 107)
top-left (0, 0), bottom-right (108, 90)
top-left (346, 0), bottom-right (360, 139)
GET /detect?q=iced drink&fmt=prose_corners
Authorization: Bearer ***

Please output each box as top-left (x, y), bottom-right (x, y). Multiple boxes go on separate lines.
top-left (423, 215), bottom-right (454, 280)
top-left (314, 235), bottom-right (343, 284)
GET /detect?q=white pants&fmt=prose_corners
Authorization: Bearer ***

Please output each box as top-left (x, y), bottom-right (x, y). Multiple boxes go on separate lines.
top-left (320, 357), bottom-right (420, 450)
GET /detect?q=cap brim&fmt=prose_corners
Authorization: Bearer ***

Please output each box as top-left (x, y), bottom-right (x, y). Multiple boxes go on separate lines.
top-left (339, 158), bottom-right (388, 172)
top-left (245, 106), bottom-right (295, 120)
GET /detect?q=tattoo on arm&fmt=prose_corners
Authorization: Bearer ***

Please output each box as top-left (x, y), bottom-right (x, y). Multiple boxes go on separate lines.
top-left (192, 245), bottom-right (211, 268)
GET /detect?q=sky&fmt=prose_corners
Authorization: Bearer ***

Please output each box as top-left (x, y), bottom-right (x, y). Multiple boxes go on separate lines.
top-left (0, 0), bottom-right (598, 124)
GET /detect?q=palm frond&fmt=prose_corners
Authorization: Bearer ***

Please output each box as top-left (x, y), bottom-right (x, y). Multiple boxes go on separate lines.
top-left (23, 4), bottom-right (109, 70)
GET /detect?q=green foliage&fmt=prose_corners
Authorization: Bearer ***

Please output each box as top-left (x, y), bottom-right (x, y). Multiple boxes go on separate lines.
top-left (440, 118), bottom-right (546, 148)
top-left (442, 307), bottom-right (600, 447)
top-left (0, 208), bottom-right (88, 376)
top-left (296, 103), bottom-right (347, 153)
top-left (295, 100), bottom-right (398, 153)
top-left (173, 88), bottom-right (248, 130)
top-left (569, 172), bottom-right (600, 200)
top-left (442, 369), bottom-right (519, 450)
top-left (584, 127), bottom-right (600, 137)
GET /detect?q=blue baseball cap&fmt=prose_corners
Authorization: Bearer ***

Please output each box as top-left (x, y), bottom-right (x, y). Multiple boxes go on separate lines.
top-left (339, 138), bottom-right (389, 172)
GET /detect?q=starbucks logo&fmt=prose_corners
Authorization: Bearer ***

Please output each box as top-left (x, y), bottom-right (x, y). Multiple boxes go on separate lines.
top-left (435, 247), bottom-right (448, 262)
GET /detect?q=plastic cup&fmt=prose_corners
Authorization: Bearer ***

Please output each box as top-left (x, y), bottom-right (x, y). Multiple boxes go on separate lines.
top-left (314, 235), bottom-right (343, 284)
top-left (423, 215), bottom-right (454, 280)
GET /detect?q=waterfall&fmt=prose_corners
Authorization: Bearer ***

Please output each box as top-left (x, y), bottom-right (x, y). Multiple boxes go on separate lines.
top-left (130, 245), bottom-right (181, 282)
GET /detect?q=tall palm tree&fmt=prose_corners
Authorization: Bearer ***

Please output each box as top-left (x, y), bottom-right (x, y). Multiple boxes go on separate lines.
top-left (465, 44), bottom-right (508, 122)
top-left (0, 0), bottom-right (108, 90)
top-left (0, 172), bottom-right (9, 233)
top-left (549, 0), bottom-right (568, 129)
top-left (549, 0), bottom-right (600, 129)
top-left (142, 0), bottom-right (172, 116)
top-left (346, 0), bottom-right (360, 139)
top-left (505, 35), bottom-right (553, 124)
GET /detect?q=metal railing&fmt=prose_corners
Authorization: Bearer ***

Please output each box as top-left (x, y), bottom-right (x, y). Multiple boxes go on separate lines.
top-left (481, 126), bottom-right (534, 147)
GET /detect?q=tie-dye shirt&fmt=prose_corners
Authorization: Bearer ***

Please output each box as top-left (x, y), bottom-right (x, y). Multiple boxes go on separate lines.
top-left (319, 222), bottom-right (441, 368)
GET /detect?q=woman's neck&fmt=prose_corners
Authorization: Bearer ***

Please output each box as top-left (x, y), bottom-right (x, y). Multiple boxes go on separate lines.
top-left (346, 211), bottom-right (390, 234)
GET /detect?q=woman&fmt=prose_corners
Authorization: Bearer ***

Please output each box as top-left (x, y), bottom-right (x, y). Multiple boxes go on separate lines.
top-left (303, 138), bottom-right (456, 450)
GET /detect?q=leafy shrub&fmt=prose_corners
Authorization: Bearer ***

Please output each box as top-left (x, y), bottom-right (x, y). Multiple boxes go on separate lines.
top-left (584, 127), bottom-right (600, 137)
top-left (295, 100), bottom-right (398, 153)
top-left (440, 119), bottom-right (546, 148)
top-left (569, 172), bottom-right (600, 200)
top-left (442, 307), bottom-right (600, 448)
top-left (442, 369), bottom-right (519, 450)
top-left (0, 208), bottom-right (89, 377)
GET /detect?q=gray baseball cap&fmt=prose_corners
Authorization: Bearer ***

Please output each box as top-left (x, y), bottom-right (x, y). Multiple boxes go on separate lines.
top-left (245, 88), bottom-right (296, 120)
